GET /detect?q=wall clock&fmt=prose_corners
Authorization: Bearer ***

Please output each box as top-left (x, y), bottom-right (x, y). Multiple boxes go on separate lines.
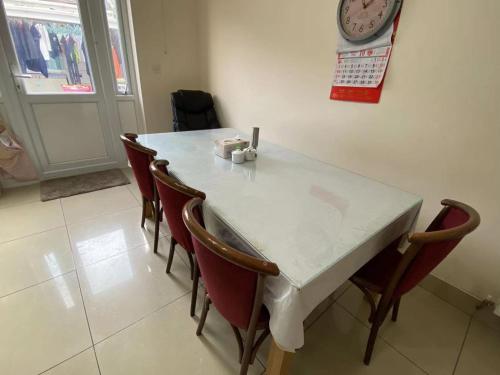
top-left (337, 0), bottom-right (402, 44)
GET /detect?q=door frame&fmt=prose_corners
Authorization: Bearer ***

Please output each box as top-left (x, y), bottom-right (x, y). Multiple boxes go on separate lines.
top-left (0, 0), bottom-right (144, 182)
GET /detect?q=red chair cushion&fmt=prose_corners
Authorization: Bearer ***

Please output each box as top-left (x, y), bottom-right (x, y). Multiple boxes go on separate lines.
top-left (397, 207), bottom-right (468, 295)
top-left (155, 179), bottom-right (195, 253)
top-left (192, 235), bottom-right (263, 330)
top-left (123, 144), bottom-right (155, 201)
top-left (353, 207), bottom-right (470, 298)
top-left (354, 247), bottom-right (403, 294)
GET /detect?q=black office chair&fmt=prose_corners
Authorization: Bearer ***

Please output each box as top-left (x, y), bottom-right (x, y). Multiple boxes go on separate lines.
top-left (171, 90), bottom-right (221, 132)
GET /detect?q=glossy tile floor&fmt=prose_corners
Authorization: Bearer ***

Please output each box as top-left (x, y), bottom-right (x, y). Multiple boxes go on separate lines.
top-left (1, 169), bottom-right (499, 375)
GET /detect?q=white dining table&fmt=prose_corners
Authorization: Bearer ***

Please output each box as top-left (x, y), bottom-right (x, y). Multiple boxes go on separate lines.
top-left (139, 128), bottom-right (422, 374)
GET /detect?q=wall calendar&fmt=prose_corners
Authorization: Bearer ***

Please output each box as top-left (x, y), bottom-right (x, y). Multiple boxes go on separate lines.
top-left (330, 0), bottom-right (403, 103)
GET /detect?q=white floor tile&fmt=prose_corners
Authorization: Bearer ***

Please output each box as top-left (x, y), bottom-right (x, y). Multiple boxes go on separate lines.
top-left (2, 181), bottom-right (500, 375)
top-left (0, 227), bottom-right (74, 297)
top-left (61, 186), bottom-right (139, 225)
top-left (41, 349), bottom-right (99, 375)
top-left (289, 303), bottom-right (426, 375)
top-left (79, 244), bottom-right (192, 343)
top-left (96, 294), bottom-right (264, 375)
top-left (67, 207), bottom-right (167, 267)
top-left (338, 284), bottom-right (470, 375)
top-left (455, 319), bottom-right (500, 375)
top-left (0, 200), bottom-right (65, 243)
top-left (0, 273), bottom-right (92, 375)
top-left (0, 183), bottom-right (40, 209)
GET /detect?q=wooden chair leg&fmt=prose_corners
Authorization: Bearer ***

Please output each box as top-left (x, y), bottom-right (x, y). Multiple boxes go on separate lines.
top-left (187, 252), bottom-right (195, 280)
top-left (140, 197), bottom-right (147, 228)
top-left (240, 322), bottom-right (258, 375)
top-left (391, 297), bottom-right (401, 322)
top-left (166, 238), bottom-right (177, 273)
top-left (350, 278), bottom-right (377, 323)
top-left (190, 261), bottom-right (200, 317)
top-left (230, 324), bottom-right (244, 363)
top-left (240, 314), bottom-right (257, 375)
top-left (364, 319), bottom-right (381, 365)
top-left (364, 301), bottom-right (392, 366)
top-left (250, 327), bottom-right (270, 364)
top-left (196, 294), bottom-right (211, 336)
top-left (153, 199), bottom-right (160, 254)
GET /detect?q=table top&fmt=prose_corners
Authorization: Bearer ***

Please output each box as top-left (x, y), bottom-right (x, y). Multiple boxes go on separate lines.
top-left (139, 128), bottom-right (422, 288)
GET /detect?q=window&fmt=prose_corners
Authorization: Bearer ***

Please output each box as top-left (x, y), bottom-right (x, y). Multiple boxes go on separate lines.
top-left (4, 0), bottom-right (94, 94)
top-left (104, 0), bottom-right (129, 95)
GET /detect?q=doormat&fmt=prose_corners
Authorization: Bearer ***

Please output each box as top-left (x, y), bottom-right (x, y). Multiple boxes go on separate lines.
top-left (40, 169), bottom-right (130, 201)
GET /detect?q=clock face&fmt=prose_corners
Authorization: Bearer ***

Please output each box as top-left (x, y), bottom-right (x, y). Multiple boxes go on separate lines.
top-left (338, 0), bottom-right (401, 43)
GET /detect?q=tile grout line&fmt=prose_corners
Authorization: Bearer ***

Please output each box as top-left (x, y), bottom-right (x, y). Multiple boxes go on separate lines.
top-left (0, 188), bottom-right (41, 211)
top-left (0, 229), bottom-right (167, 300)
top-left (64, 203), bottom-right (141, 227)
top-left (0, 194), bottom-right (140, 247)
top-left (36, 346), bottom-right (94, 375)
top-left (0, 269), bottom-right (75, 300)
top-left (0, 224), bottom-right (66, 246)
top-left (303, 283), bottom-right (353, 332)
top-left (71, 231), bottom-right (168, 270)
top-left (59, 199), bottom-right (103, 375)
top-left (452, 315), bottom-right (473, 375)
top-left (335, 302), bottom-right (431, 375)
top-left (92, 290), bottom-right (192, 346)
top-left (416, 284), bottom-right (476, 319)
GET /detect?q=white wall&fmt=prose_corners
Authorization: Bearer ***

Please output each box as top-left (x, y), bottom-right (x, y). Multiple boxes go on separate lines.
top-left (196, 0), bottom-right (500, 301)
top-left (130, 0), bottom-right (200, 133)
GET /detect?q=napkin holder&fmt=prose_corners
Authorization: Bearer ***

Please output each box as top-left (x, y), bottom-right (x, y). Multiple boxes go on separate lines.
top-left (214, 138), bottom-right (249, 159)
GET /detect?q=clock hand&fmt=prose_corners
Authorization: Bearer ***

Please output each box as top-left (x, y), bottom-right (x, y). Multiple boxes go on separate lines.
top-left (364, 0), bottom-right (375, 8)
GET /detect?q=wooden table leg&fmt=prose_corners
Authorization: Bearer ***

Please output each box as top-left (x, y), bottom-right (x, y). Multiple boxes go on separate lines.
top-left (266, 338), bottom-right (294, 375)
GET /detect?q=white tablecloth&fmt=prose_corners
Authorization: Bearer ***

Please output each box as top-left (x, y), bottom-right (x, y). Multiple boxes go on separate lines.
top-left (203, 202), bottom-right (421, 352)
top-left (139, 129), bottom-right (422, 352)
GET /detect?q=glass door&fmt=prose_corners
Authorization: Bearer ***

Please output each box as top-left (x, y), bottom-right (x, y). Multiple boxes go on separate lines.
top-left (0, 0), bottom-right (143, 179)
top-left (4, 0), bottom-right (96, 94)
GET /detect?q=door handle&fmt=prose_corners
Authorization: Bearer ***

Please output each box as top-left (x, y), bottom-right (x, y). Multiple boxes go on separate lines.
top-left (13, 74), bottom-right (32, 79)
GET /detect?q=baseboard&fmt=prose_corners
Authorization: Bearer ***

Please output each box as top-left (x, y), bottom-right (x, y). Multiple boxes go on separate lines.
top-left (418, 273), bottom-right (500, 331)
top-left (0, 179), bottom-right (39, 189)
top-left (419, 274), bottom-right (480, 315)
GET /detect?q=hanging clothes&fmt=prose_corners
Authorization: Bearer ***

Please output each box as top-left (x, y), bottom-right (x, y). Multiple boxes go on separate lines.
top-left (47, 30), bottom-right (63, 70)
top-left (21, 21), bottom-right (38, 61)
top-left (72, 38), bottom-right (81, 64)
top-left (61, 35), bottom-right (81, 84)
top-left (81, 41), bottom-right (90, 76)
top-left (48, 31), bottom-right (61, 59)
top-left (34, 24), bottom-right (52, 61)
top-left (112, 47), bottom-right (123, 79)
top-left (9, 21), bottom-right (27, 73)
top-left (68, 36), bottom-right (81, 84)
top-left (8, 20), bottom-right (48, 77)
top-left (27, 23), bottom-right (48, 77)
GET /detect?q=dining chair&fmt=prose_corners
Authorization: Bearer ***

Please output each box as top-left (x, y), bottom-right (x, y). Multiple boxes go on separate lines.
top-left (182, 197), bottom-right (280, 375)
top-left (350, 199), bottom-right (480, 365)
top-left (120, 133), bottom-right (162, 252)
top-left (150, 160), bottom-right (206, 315)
